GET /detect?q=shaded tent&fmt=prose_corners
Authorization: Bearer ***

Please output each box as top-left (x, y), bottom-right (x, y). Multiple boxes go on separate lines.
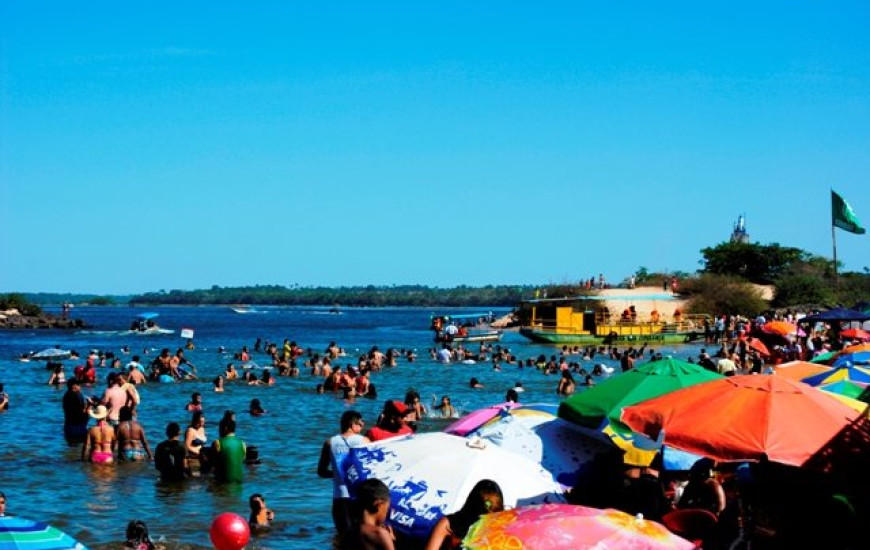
top-left (799, 307), bottom-right (870, 325)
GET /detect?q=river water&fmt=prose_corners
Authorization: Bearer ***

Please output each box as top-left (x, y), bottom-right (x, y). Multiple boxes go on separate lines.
top-left (0, 306), bottom-right (701, 550)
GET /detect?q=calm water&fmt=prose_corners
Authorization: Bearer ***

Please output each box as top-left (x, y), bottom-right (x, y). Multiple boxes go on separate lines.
top-left (0, 306), bottom-right (701, 550)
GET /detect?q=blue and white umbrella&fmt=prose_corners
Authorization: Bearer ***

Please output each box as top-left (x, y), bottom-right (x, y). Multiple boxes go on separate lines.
top-left (465, 409), bottom-right (617, 488)
top-left (345, 432), bottom-right (565, 539)
top-left (0, 516), bottom-right (89, 550)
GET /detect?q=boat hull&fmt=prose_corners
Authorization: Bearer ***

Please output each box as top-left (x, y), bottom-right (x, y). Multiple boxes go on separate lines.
top-left (435, 331), bottom-right (503, 344)
top-left (519, 327), bottom-right (701, 345)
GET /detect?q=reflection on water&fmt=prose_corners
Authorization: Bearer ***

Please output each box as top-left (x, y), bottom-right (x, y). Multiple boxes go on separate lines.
top-left (0, 306), bottom-right (702, 550)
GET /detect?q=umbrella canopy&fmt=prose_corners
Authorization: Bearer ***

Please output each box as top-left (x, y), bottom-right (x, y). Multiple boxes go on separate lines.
top-left (840, 342), bottom-right (870, 354)
top-left (819, 380), bottom-right (869, 402)
top-left (463, 503), bottom-right (694, 550)
top-left (344, 432), bottom-right (564, 539)
top-left (840, 328), bottom-right (870, 340)
top-left (466, 410), bottom-right (617, 487)
top-left (621, 375), bottom-right (861, 467)
top-left (29, 348), bottom-right (71, 361)
top-left (0, 516), bottom-right (89, 550)
top-left (558, 357), bottom-right (723, 430)
top-left (810, 350), bottom-right (837, 363)
top-left (742, 337), bottom-right (770, 356)
top-left (832, 351), bottom-right (870, 367)
top-left (761, 321), bottom-right (797, 336)
top-left (802, 364), bottom-right (870, 386)
top-left (773, 361), bottom-right (832, 382)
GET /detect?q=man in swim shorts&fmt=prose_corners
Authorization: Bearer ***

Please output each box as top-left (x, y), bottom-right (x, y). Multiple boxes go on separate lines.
top-left (62, 379), bottom-right (90, 444)
top-left (318, 409), bottom-right (370, 535)
top-left (154, 422), bottom-right (187, 482)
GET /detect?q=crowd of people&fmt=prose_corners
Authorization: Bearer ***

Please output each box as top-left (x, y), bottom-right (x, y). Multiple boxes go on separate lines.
top-left (1, 304), bottom-right (866, 550)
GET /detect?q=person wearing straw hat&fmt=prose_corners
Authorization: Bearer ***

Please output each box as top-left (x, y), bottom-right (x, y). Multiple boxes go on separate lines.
top-left (82, 404), bottom-right (116, 463)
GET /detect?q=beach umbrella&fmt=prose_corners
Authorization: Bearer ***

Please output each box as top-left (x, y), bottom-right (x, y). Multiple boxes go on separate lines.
top-left (29, 348), bottom-right (71, 361)
top-left (840, 328), bottom-right (870, 340)
top-left (0, 516), bottom-right (89, 550)
top-left (462, 503), bottom-right (694, 550)
top-left (761, 321), bottom-right (797, 336)
top-left (840, 342), bottom-right (870, 354)
top-left (465, 410), bottom-right (617, 487)
top-left (773, 361), bottom-right (832, 382)
top-left (558, 357), bottom-right (723, 430)
top-left (742, 337), bottom-right (770, 356)
top-left (621, 375), bottom-right (861, 467)
top-left (344, 432), bottom-right (564, 539)
top-left (802, 364), bottom-right (870, 386)
top-left (819, 380), bottom-right (869, 402)
top-left (810, 350), bottom-right (837, 364)
top-left (832, 351), bottom-right (870, 367)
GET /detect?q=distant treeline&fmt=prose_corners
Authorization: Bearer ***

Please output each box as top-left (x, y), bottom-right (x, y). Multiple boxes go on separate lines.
top-left (20, 293), bottom-right (129, 306)
top-left (129, 284), bottom-right (538, 307)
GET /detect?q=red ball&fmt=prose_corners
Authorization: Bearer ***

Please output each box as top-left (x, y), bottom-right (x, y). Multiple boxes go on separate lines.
top-left (210, 513), bottom-right (250, 550)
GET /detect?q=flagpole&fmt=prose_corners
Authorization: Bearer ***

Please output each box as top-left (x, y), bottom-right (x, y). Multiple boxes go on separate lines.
top-left (832, 222), bottom-right (839, 287)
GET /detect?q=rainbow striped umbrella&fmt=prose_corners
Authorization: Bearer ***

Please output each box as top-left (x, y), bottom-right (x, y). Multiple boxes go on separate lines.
top-left (0, 517), bottom-right (89, 550)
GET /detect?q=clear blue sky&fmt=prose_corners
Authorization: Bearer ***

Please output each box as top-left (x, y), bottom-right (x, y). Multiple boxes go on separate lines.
top-left (2, 2), bottom-right (869, 294)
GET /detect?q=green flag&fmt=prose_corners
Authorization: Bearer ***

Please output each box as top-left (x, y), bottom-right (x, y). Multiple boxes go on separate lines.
top-left (832, 190), bottom-right (866, 234)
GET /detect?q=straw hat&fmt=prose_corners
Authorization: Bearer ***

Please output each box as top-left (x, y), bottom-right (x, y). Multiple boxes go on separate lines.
top-left (89, 404), bottom-right (108, 420)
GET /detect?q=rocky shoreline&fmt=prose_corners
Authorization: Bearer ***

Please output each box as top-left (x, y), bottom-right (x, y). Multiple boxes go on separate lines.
top-left (0, 309), bottom-right (86, 330)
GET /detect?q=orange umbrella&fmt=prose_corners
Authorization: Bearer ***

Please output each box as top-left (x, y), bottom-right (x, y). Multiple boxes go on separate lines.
top-left (742, 336), bottom-right (770, 356)
top-left (621, 375), bottom-right (860, 467)
top-left (761, 320), bottom-right (797, 336)
top-left (774, 361), bottom-right (833, 382)
top-left (841, 342), bottom-right (870, 354)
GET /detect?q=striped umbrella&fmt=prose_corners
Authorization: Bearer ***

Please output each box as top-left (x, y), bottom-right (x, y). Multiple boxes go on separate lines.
top-left (0, 517), bottom-right (89, 550)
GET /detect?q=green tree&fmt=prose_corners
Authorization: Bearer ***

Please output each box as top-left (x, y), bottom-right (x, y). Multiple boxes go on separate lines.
top-left (700, 242), bottom-right (808, 284)
top-left (681, 274), bottom-right (768, 316)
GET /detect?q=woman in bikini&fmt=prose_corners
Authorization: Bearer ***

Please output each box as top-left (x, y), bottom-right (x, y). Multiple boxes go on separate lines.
top-left (184, 411), bottom-right (208, 476)
top-left (117, 406), bottom-right (153, 462)
top-left (82, 405), bottom-right (116, 463)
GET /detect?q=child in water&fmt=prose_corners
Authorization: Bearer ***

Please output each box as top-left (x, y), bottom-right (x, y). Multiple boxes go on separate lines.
top-left (342, 479), bottom-right (394, 550)
top-left (248, 493), bottom-right (275, 532)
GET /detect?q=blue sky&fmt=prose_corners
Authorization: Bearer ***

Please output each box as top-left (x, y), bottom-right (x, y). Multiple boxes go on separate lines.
top-left (2, 2), bottom-right (869, 294)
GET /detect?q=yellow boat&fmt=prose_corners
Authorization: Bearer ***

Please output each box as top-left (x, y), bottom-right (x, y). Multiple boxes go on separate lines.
top-left (517, 296), bottom-right (708, 345)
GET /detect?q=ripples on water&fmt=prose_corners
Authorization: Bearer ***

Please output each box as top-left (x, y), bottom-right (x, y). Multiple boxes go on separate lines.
top-left (0, 306), bottom-right (702, 549)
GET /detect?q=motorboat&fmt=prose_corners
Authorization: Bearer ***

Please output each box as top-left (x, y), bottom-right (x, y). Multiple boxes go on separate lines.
top-left (128, 312), bottom-right (174, 335)
top-left (430, 312), bottom-right (502, 344)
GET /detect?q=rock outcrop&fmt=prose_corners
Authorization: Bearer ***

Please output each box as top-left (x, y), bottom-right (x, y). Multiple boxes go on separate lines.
top-left (0, 310), bottom-right (86, 330)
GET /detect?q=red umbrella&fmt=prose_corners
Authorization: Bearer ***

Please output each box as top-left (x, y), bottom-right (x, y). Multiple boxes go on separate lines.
top-left (620, 375), bottom-right (861, 467)
top-left (841, 328), bottom-right (870, 340)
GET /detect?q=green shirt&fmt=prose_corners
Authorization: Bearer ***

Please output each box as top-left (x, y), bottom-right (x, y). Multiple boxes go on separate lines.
top-left (214, 434), bottom-right (246, 483)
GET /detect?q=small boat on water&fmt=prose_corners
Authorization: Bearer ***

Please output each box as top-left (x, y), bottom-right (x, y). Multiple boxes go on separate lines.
top-left (430, 312), bottom-right (503, 344)
top-left (230, 305), bottom-right (264, 314)
top-left (516, 296), bottom-right (707, 345)
top-left (128, 312), bottom-right (174, 335)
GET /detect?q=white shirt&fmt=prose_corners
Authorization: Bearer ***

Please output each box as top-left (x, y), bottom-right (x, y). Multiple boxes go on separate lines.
top-left (437, 348), bottom-right (452, 363)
